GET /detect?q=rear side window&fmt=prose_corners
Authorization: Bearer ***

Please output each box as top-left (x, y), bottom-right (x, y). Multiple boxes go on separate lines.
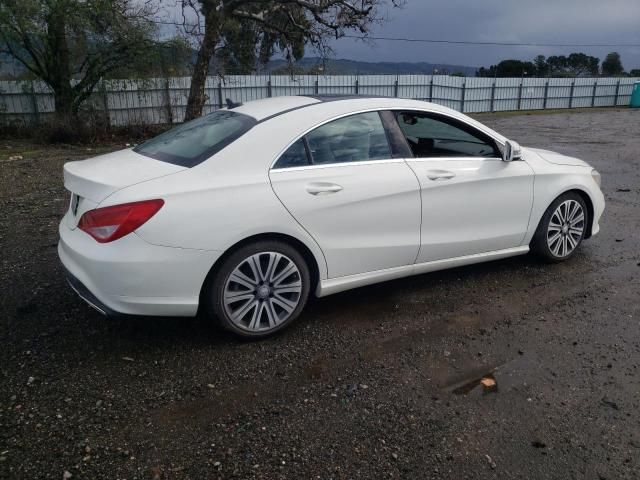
top-left (134, 111), bottom-right (256, 167)
top-left (272, 111), bottom-right (393, 169)
top-left (306, 112), bottom-right (391, 165)
top-left (274, 139), bottom-right (310, 169)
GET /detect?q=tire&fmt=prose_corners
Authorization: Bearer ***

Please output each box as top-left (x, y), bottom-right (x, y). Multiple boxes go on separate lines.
top-left (205, 240), bottom-right (311, 338)
top-left (531, 192), bottom-right (588, 263)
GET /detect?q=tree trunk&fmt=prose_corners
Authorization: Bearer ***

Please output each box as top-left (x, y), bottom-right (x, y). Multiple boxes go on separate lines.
top-left (184, 19), bottom-right (219, 121)
top-left (47, 6), bottom-right (74, 122)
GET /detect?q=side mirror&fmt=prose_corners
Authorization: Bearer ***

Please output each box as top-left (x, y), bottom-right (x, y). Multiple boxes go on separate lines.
top-left (503, 140), bottom-right (522, 162)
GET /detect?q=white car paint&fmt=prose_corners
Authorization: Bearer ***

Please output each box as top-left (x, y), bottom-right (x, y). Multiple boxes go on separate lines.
top-left (58, 96), bottom-right (605, 317)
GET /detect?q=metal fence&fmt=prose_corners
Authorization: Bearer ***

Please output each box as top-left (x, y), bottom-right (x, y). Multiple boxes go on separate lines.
top-left (1, 75), bottom-right (638, 127)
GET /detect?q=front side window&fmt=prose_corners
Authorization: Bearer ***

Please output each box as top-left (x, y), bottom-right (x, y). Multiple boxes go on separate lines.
top-left (134, 111), bottom-right (256, 167)
top-left (305, 112), bottom-right (391, 165)
top-left (396, 112), bottom-right (500, 159)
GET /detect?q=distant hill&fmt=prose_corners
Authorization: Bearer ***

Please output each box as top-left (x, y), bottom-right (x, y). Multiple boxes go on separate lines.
top-left (265, 57), bottom-right (477, 76)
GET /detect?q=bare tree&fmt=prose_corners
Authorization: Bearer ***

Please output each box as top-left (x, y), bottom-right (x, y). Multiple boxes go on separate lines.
top-left (0, 0), bottom-right (158, 120)
top-left (181, 0), bottom-right (403, 121)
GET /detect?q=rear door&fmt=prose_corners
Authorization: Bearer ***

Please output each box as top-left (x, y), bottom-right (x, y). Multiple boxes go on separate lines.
top-left (269, 111), bottom-right (422, 279)
top-left (391, 110), bottom-right (534, 263)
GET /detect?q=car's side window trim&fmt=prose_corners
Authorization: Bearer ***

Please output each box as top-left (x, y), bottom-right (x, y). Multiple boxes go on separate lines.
top-left (269, 106), bottom-right (506, 171)
top-left (393, 110), bottom-right (502, 160)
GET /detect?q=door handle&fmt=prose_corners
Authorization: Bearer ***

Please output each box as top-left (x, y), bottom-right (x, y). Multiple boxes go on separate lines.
top-left (426, 170), bottom-right (455, 181)
top-left (306, 182), bottom-right (344, 195)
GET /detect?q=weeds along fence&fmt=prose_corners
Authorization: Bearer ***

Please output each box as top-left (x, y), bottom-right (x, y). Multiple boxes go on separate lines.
top-left (0, 75), bottom-right (638, 127)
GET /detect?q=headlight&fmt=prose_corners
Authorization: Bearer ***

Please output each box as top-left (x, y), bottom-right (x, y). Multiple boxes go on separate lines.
top-left (591, 169), bottom-right (601, 188)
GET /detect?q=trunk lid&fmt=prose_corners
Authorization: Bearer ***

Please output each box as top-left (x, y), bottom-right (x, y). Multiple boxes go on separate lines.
top-left (64, 148), bottom-right (186, 203)
top-left (63, 148), bottom-right (186, 229)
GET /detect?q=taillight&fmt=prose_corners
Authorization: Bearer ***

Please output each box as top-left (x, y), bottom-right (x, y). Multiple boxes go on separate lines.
top-left (78, 199), bottom-right (164, 243)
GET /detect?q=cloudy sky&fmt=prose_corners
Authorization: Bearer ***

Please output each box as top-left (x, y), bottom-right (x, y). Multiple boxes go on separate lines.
top-left (328, 0), bottom-right (640, 69)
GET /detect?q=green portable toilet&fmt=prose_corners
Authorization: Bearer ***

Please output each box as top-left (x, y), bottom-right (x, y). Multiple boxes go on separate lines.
top-left (631, 81), bottom-right (640, 108)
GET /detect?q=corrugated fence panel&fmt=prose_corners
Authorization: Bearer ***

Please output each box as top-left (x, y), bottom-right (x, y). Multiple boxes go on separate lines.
top-left (464, 77), bottom-right (493, 113)
top-left (396, 75), bottom-right (432, 101)
top-left (358, 75), bottom-right (396, 97)
top-left (494, 78), bottom-right (520, 111)
top-left (1, 76), bottom-right (638, 126)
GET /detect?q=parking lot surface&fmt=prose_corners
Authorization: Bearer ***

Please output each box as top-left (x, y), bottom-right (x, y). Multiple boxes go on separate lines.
top-left (1, 108), bottom-right (639, 479)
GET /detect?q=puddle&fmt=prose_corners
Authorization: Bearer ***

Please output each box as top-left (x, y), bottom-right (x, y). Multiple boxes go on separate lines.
top-left (452, 373), bottom-right (498, 395)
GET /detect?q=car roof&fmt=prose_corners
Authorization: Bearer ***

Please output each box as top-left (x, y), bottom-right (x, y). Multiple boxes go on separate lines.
top-left (228, 95), bottom-right (507, 144)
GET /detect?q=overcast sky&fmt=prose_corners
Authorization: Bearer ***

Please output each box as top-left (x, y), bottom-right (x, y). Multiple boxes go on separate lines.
top-left (327, 0), bottom-right (640, 69)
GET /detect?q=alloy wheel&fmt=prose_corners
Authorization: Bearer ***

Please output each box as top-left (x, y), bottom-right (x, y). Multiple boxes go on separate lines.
top-left (546, 199), bottom-right (585, 258)
top-left (223, 252), bottom-right (303, 332)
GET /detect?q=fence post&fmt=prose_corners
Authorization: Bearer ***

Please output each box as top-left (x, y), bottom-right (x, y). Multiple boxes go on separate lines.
top-left (429, 77), bottom-right (434, 102)
top-left (314, 76), bottom-right (319, 95)
top-left (517, 81), bottom-right (523, 110)
top-left (217, 82), bottom-right (223, 109)
top-left (394, 77), bottom-right (399, 98)
top-left (29, 83), bottom-right (39, 125)
top-left (267, 76), bottom-right (273, 98)
top-left (543, 81), bottom-right (549, 109)
top-left (591, 81), bottom-right (597, 108)
top-left (354, 77), bottom-right (359, 95)
top-left (569, 80), bottom-right (575, 108)
top-left (613, 79), bottom-right (621, 106)
top-left (460, 80), bottom-right (466, 113)
top-left (490, 80), bottom-right (496, 112)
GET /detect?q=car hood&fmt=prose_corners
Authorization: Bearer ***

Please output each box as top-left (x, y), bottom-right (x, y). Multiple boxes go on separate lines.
top-left (524, 147), bottom-right (591, 168)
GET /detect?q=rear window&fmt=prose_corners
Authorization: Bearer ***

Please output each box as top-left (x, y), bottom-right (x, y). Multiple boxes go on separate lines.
top-left (134, 111), bottom-right (256, 167)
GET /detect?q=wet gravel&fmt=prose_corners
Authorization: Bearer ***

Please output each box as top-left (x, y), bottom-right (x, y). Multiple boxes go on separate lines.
top-left (1, 108), bottom-right (639, 479)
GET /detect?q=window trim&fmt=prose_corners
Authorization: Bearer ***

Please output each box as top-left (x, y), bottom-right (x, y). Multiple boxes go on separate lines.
top-left (269, 107), bottom-right (506, 171)
top-left (392, 110), bottom-right (502, 160)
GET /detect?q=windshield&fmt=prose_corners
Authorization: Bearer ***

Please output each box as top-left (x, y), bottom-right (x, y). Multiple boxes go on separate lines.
top-left (134, 111), bottom-right (256, 167)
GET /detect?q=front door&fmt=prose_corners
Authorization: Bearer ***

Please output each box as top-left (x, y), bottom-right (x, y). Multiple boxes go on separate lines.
top-left (392, 110), bottom-right (535, 263)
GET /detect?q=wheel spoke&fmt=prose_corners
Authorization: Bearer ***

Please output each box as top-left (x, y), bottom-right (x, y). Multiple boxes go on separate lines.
top-left (548, 231), bottom-right (562, 245)
top-left (274, 283), bottom-right (302, 295)
top-left (231, 298), bottom-right (258, 322)
top-left (264, 253), bottom-right (280, 283)
top-left (264, 300), bottom-right (279, 328)
top-left (272, 262), bottom-right (297, 286)
top-left (271, 294), bottom-right (296, 314)
top-left (247, 255), bottom-right (264, 282)
top-left (570, 213), bottom-right (584, 227)
top-left (229, 271), bottom-right (258, 290)
top-left (224, 292), bottom-right (255, 305)
top-left (248, 302), bottom-right (264, 330)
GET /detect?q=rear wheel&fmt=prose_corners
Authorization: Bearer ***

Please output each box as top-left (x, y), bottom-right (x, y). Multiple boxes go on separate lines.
top-left (531, 192), bottom-right (588, 262)
top-left (206, 241), bottom-right (311, 338)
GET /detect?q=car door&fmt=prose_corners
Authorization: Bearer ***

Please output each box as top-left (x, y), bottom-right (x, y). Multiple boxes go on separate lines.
top-left (269, 111), bottom-right (421, 279)
top-left (390, 110), bottom-right (534, 264)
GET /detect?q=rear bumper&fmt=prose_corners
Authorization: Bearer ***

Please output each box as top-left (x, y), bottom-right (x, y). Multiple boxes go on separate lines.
top-left (59, 213), bottom-right (222, 317)
top-left (65, 269), bottom-right (120, 317)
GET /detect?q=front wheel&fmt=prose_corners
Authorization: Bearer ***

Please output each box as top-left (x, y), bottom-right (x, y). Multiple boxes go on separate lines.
top-left (205, 241), bottom-right (311, 338)
top-left (531, 192), bottom-right (588, 262)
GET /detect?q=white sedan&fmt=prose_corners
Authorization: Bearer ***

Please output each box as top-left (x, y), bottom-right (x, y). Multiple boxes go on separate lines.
top-left (59, 96), bottom-right (604, 337)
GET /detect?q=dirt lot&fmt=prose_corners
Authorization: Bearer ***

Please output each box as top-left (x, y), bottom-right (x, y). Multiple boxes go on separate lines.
top-left (1, 108), bottom-right (639, 480)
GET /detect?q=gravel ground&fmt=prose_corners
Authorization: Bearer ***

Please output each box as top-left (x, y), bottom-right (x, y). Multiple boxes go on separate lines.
top-left (1, 108), bottom-right (639, 480)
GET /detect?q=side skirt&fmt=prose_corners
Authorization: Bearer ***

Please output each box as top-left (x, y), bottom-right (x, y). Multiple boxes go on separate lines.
top-left (316, 246), bottom-right (529, 297)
